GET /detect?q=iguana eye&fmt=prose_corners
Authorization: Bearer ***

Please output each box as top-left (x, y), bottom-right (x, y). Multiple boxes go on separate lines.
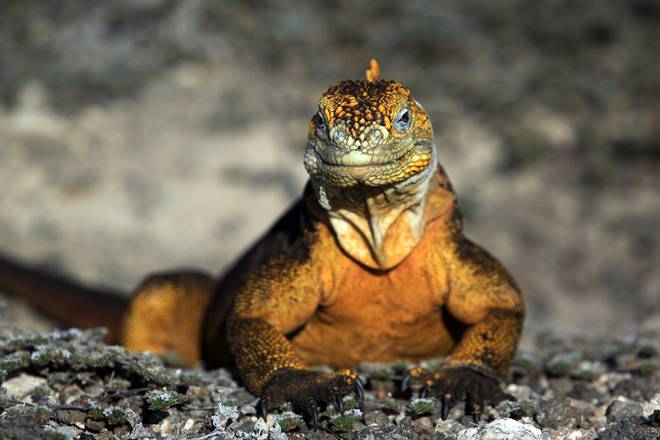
top-left (315, 111), bottom-right (328, 138)
top-left (394, 106), bottom-right (412, 132)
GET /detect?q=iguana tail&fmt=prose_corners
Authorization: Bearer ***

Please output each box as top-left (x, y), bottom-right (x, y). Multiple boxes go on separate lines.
top-left (0, 254), bottom-right (127, 342)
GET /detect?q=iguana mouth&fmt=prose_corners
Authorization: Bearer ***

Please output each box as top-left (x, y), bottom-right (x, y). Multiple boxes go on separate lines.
top-left (314, 141), bottom-right (414, 167)
top-left (304, 139), bottom-right (434, 188)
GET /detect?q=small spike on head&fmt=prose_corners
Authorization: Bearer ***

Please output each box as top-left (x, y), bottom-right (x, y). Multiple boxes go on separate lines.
top-left (366, 59), bottom-right (381, 82)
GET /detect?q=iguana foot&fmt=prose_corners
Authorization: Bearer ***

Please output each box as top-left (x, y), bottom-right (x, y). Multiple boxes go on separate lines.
top-left (257, 368), bottom-right (363, 426)
top-left (402, 366), bottom-right (511, 422)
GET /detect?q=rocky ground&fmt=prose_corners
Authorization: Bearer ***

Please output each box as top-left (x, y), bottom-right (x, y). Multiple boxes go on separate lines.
top-left (1, 322), bottom-right (658, 439)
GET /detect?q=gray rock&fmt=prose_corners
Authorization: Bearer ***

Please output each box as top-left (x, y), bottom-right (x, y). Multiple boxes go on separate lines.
top-left (2, 373), bottom-right (47, 402)
top-left (412, 416), bottom-right (434, 435)
top-left (351, 424), bottom-right (423, 440)
top-left (549, 377), bottom-right (574, 396)
top-left (535, 397), bottom-right (582, 429)
top-left (434, 418), bottom-right (466, 436)
top-left (597, 417), bottom-right (659, 440)
top-left (612, 378), bottom-right (646, 400)
top-left (568, 382), bottom-right (607, 402)
top-left (505, 384), bottom-right (533, 402)
top-left (364, 410), bottom-right (389, 426)
top-left (497, 400), bottom-right (534, 420)
top-left (290, 431), bottom-right (337, 440)
top-left (229, 388), bottom-right (255, 405)
top-left (457, 418), bottom-right (543, 440)
top-left (55, 409), bottom-right (86, 427)
top-left (606, 399), bottom-right (644, 423)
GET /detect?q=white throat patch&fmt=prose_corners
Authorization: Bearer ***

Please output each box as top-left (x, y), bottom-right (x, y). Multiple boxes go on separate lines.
top-left (313, 153), bottom-right (439, 270)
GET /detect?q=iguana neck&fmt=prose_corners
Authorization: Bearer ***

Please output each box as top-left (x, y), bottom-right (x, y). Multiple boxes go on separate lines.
top-left (312, 157), bottom-right (452, 270)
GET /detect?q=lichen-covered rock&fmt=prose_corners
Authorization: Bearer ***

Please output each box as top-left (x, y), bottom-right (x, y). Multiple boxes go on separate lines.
top-left (408, 398), bottom-right (437, 416)
top-left (329, 408), bottom-right (363, 433)
top-left (457, 418), bottom-right (543, 440)
top-left (144, 389), bottom-right (186, 411)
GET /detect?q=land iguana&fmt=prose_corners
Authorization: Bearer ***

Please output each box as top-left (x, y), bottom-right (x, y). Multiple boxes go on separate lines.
top-left (0, 60), bottom-right (524, 423)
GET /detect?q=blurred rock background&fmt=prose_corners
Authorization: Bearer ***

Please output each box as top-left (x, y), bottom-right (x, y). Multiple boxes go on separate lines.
top-left (0, 0), bottom-right (658, 347)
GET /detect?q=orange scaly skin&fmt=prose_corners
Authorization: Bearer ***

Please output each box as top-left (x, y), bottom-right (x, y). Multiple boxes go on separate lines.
top-left (0, 60), bottom-right (524, 422)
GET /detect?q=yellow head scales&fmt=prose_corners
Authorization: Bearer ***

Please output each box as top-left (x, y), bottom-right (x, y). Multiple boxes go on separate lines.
top-left (314, 59), bottom-right (431, 142)
top-left (305, 60), bottom-right (434, 188)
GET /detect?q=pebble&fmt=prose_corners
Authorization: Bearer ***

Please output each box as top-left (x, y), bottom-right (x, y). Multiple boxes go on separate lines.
top-left (605, 399), bottom-right (644, 422)
top-left (536, 398), bottom-right (582, 429)
top-left (568, 382), bottom-right (606, 402)
top-left (411, 416), bottom-right (434, 435)
top-left (352, 425), bottom-right (422, 439)
top-left (505, 384), bottom-right (533, 401)
top-left (597, 417), bottom-right (659, 440)
top-left (181, 418), bottom-right (195, 432)
top-left (2, 373), bottom-right (47, 402)
top-left (56, 409), bottom-right (86, 427)
top-left (547, 428), bottom-right (598, 440)
top-left (549, 377), bottom-right (574, 396)
top-left (434, 418), bottom-right (466, 436)
top-left (457, 418), bottom-right (543, 440)
top-left (364, 411), bottom-right (389, 426)
top-left (612, 378), bottom-right (646, 400)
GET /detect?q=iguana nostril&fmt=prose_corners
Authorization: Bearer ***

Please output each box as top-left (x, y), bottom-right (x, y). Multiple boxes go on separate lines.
top-left (332, 127), bottom-right (346, 144)
top-left (365, 125), bottom-right (389, 147)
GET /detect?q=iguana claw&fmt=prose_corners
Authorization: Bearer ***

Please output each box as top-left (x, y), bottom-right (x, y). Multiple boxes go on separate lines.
top-left (353, 378), bottom-right (364, 403)
top-left (441, 393), bottom-right (453, 420)
top-left (309, 406), bottom-right (319, 427)
top-left (257, 398), bottom-right (268, 420)
top-left (404, 366), bottom-right (511, 421)
top-left (334, 395), bottom-right (344, 413)
top-left (258, 368), bottom-right (361, 426)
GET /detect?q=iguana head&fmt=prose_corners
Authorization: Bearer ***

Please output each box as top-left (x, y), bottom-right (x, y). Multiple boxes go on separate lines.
top-left (303, 61), bottom-right (449, 270)
top-left (304, 60), bottom-right (435, 189)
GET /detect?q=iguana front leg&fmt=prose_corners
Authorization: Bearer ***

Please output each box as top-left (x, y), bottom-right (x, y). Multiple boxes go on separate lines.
top-left (228, 316), bottom-right (362, 423)
top-left (405, 235), bottom-right (524, 421)
top-left (227, 308), bottom-right (363, 423)
top-left (224, 204), bottom-right (362, 423)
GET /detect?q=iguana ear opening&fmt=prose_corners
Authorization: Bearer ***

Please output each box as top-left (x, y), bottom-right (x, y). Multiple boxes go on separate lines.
top-left (366, 59), bottom-right (381, 82)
